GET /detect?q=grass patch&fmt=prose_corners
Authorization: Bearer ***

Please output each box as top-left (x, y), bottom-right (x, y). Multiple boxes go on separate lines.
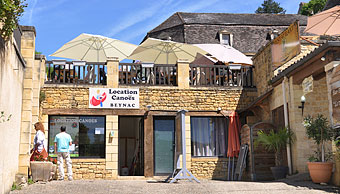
top-left (11, 182), bottom-right (21, 191)
top-left (28, 178), bottom-right (34, 185)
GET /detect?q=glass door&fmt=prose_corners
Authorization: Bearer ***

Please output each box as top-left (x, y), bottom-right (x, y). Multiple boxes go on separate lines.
top-left (154, 117), bottom-right (175, 175)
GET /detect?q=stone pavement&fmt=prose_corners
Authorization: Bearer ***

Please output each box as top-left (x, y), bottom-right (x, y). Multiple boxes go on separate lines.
top-left (10, 179), bottom-right (340, 194)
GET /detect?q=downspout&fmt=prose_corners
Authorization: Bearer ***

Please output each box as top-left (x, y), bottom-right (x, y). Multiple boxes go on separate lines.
top-left (282, 76), bottom-right (292, 175)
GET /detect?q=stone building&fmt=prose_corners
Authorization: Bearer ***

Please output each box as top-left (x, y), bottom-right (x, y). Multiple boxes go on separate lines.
top-left (145, 12), bottom-right (308, 57)
top-left (245, 20), bottom-right (340, 184)
top-left (38, 55), bottom-right (256, 180)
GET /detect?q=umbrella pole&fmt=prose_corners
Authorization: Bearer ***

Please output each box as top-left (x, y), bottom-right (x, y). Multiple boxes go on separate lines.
top-left (227, 156), bottom-right (231, 181)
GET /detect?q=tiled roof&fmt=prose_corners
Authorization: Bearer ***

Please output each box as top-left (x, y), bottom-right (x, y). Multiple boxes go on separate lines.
top-left (271, 41), bottom-right (340, 84)
top-left (273, 43), bottom-right (318, 77)
top-left (149, 12), bottom-right (308, 33)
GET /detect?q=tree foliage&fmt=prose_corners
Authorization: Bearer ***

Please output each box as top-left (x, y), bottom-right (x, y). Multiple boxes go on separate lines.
top-left (300, 0), bottom-right (327, 16)
top-left (255, 0), bottom-right (286, 14)
top-left (0, 0), bottom-right (27, 40)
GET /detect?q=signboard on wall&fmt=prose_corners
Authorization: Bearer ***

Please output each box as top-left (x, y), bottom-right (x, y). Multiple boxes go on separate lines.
top-left (89, 88), bottom-right (139, 109)
top-left (302, 75), bottom-right (314, 95)
top-left (330, 65), bottom-right (340, 127)
top-left (271, 21), bottom-right (301, 68)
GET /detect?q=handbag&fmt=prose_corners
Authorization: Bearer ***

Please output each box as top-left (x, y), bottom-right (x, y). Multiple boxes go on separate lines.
top-left (30, 147), bottom-right (48, 161)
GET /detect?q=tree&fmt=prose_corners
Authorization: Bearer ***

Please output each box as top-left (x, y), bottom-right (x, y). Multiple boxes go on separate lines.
top-left (0, 0), bottom-right (27, 40)
top-left (300, 0), bottom-right (327, 16)
top-left (255, 0), bottom-right (286, 14)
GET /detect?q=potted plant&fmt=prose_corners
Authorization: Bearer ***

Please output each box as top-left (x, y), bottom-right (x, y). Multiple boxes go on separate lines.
top-left (255, 127), bottom-right (294, 180)
top-left (303, 114), bottom-right (335, 183)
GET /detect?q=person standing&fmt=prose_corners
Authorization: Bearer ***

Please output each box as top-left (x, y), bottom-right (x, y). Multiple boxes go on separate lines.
top-left (54, 126), bottom-right (73, 181)
top-left (30, 122), bottom-right (48, 161)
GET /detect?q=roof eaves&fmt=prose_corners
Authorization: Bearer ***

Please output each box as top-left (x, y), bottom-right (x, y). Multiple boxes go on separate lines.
top-left (271, 41), bottom-right (340, 84)
top-left (148, 12), bottom-right (184, 34)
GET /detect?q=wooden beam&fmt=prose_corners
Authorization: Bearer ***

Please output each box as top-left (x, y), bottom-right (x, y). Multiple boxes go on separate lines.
top-left (292, 48), bottom-right (340, 84)
top-left (144, 114), bottom-right (153, 177)
top-left (42, 108), bottom-right (146, 115)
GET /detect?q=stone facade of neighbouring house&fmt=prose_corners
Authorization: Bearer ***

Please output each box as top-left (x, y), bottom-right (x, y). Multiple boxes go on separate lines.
top-left (145, 12), bottom-right (309, 56)
top-left (249, 38), bottom-right (340, 176)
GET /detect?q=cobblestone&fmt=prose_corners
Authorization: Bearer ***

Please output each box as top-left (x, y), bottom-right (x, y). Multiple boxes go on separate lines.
top-left (10, 180), bottom-right (339, 194)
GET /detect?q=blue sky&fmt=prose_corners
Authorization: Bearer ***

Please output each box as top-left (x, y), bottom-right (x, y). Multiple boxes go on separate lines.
top-left (20, 0), bottom-right (302, 60)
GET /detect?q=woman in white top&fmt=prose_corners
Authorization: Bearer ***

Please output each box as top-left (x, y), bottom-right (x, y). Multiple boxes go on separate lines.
top-left (30, 122), bottom-right (48, 161)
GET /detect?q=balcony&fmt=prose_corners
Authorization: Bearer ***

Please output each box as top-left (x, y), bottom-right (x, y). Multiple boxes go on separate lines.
top-left (45, 61), bottom-right (107, 85)
top-left (189, 64), bottom-right (254, 87)
top-left (119, 63), bottom-right (177, 86)
top-left (44, 60), bottom-right (255, 88)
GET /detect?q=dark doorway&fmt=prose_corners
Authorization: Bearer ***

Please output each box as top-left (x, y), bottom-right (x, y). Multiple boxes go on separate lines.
top-left (118, 116), bottom-right (144, 176)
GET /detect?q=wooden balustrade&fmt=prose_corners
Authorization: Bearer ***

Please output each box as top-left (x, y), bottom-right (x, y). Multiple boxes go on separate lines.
top-left (119, 63), bottom-right (177, 86)
top-left (189, 64), bottom-right (255, 87)
top-left (45, 61), bottom-right (255, 88)
top-left (45, 61), bottom-right (107, 85)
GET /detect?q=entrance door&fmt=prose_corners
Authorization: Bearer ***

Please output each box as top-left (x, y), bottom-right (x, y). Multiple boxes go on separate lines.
top-left (154, 117), bottom-right (175, 175)
top-left (118, 116), bottom-right (144, 176)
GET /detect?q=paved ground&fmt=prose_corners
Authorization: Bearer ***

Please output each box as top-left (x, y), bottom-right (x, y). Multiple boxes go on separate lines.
top-left (10, 179), bottom-right (340, 194)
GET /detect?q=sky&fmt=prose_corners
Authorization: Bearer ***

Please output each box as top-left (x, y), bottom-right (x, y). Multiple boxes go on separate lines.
top-left (19, 0), bottom-right (303, 60)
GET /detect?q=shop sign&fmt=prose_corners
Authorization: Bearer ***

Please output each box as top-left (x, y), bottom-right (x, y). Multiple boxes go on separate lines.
top-left (271, 21), bottom-right (301, 68)
top-left (330, 65), bottom-right (340, 127)
top-left (302, 75), bottom-right (313, 95)
top-left (89, 88), bottom-right (139, 109)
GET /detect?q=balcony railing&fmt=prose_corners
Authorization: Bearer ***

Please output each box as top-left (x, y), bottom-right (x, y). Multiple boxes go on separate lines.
top-left (45, 61), bottom-right (107, 85)
top-left (119, 63), bottom-right (177, 86)
top-left (189, 64), bottom-right (254, 87)
top-left (44, 60), bottom-right (255, 88)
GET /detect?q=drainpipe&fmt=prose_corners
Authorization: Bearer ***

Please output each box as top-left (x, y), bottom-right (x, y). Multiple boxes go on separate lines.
top-left (282, 76), bottom-right (292, 175)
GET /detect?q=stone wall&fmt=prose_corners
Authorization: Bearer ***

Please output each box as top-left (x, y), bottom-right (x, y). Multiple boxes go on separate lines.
top-left (71, 159), bottom-right (116, 180)
top-left (253, 42), bottom-right (318, 98)
top-left (191, 158), bottom-right (232, 180)
top-left (288, 76), bottom-right (332, 173)
top-left (253, 44), bottom-right (272, 97)
top-left (41, 87), bottom-right (257, 111)
top-left (40, 85), bottom-right (256, 180)
top-left (0, 31), bottom-right (25, 194)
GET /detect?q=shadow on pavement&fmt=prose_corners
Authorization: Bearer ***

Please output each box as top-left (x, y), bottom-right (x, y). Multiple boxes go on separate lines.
top-left (281, 173), bottom-right (340, 193)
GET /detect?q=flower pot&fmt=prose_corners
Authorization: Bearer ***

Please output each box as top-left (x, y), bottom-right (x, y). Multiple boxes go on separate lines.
top-left (270, 166), bottom-right (288, 180)
top-left (51, 164), bottom-right (57, 180)
top-left (30, 161), bottom-right (53, 182)
top-left (307, 162), bottom-right (333, 183)
top-left (333, 159), bottom-right (340, 186)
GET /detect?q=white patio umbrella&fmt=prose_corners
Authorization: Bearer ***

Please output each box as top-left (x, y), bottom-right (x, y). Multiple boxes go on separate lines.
top-left (193, 44), bottom-right (252, 65)
top-left (50, 33), bottom-right (137, 62)
top-left (127, 38), bottom-right (208, 64)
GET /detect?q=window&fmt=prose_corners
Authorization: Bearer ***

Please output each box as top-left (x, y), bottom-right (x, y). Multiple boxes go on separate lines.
top-left (48, 116), bottom-right (105, 158)
top-left (191, 117), bottom-right (229, 157)
top-left (219, 31), bottom-right (233, 46)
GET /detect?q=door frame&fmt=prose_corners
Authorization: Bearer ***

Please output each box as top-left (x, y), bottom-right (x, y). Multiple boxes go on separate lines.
top-left (153, 116), bottom-right (176, 176)
top-left (118, 115), bottom-right (144, 176)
